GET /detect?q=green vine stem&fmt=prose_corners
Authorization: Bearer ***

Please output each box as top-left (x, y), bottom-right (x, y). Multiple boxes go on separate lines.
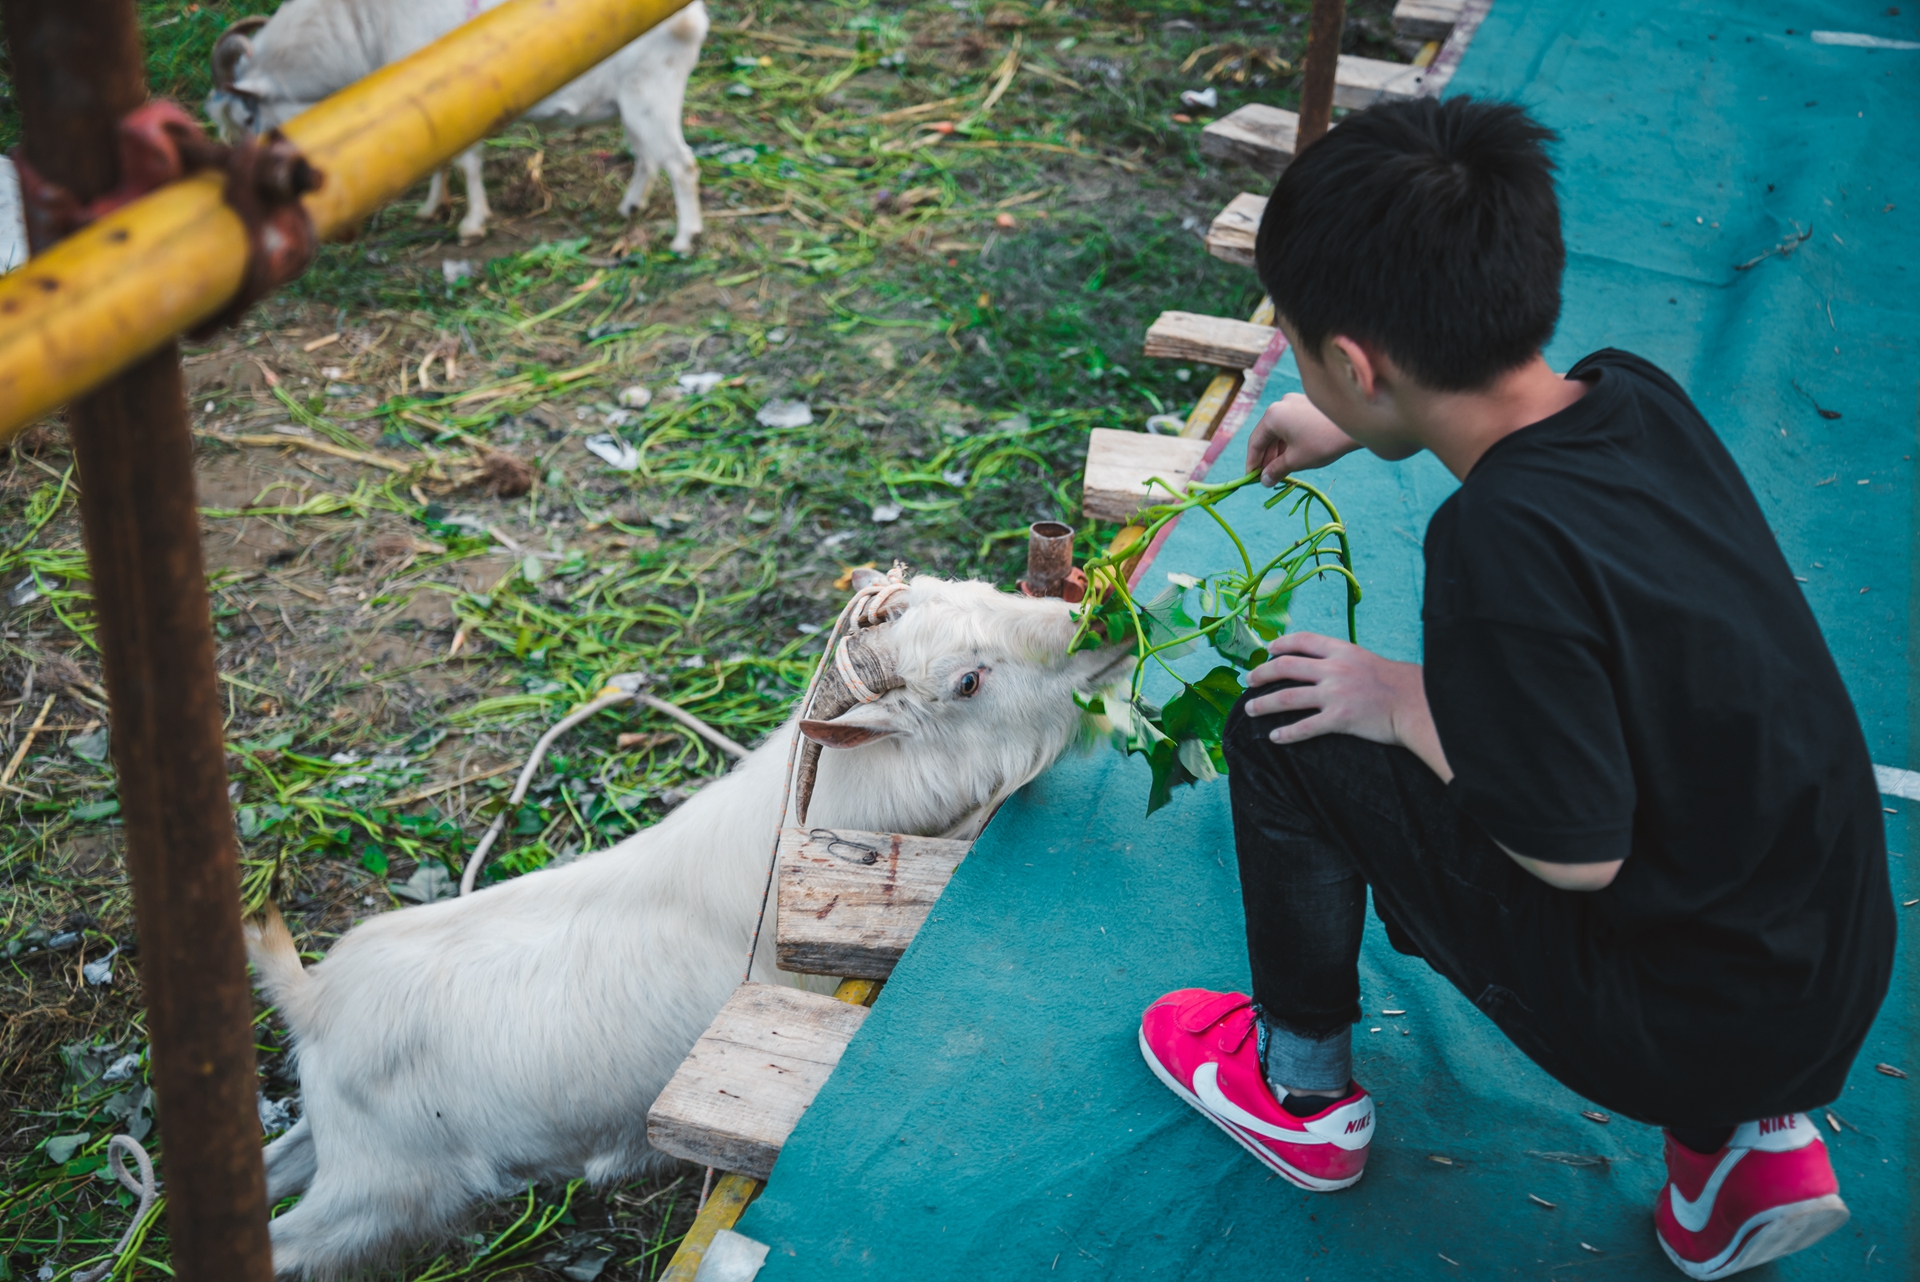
top-left (1068, 469), bottom-right (1362, 814)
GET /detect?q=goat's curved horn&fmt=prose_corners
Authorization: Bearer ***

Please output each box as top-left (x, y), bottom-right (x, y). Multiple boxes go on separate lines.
top-left (806, 624), bottom-right (903, 722)
top-left (212, 16), bottom-right (270, 90)
top-left (792, 623), bottom-right (904, 823)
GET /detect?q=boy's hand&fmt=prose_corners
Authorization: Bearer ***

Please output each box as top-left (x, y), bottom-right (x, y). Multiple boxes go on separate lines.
top-left (1244, 633), bottom-right (1452, 781)
top-left (1244, 393), bottom-right (1362, 485)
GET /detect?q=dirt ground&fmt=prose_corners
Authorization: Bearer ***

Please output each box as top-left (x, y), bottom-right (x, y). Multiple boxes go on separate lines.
top-left (0, 0), bottom-right (1403, 1276)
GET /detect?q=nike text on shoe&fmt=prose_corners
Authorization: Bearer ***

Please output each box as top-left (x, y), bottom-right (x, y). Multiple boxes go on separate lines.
top-left (1655, 1113), bottom-right (1849, 1279)
top-left (1139, 988), bottom-right (1370, 1191)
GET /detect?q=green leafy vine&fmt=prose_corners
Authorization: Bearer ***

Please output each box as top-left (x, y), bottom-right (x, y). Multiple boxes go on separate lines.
top-left (1069, 469), bottom-right (1361, 814)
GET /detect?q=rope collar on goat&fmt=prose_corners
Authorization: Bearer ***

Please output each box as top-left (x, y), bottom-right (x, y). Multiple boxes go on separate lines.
top-left (830, 564), bottom-right (911, 704)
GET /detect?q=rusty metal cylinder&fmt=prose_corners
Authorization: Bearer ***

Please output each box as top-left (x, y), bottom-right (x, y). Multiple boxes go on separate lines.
top-left (1298, 0), bottom-right (1348, 151)
top-left (1025, 522), bottom-right (1075, 599)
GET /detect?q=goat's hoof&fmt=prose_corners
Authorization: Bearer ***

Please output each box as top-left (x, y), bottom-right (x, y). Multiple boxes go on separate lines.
top-left (457, 225), bottom-right (488, 245)
top-left (415, 205), bottom-right (446, 222)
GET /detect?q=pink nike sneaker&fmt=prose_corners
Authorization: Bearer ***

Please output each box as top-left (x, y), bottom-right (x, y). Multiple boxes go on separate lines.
top-left (1139, 988), bottom-right (1372, 1191)
top-left (1654, 1114), bottom-right (1850, 1278)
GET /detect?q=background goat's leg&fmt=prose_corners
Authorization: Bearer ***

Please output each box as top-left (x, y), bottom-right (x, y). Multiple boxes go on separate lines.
top-left (618, 85), bottom-right (700, 254)
top-left (416, 167), bottom-right (450, 221)
top-left (455, 145), bottom-right (491, 242)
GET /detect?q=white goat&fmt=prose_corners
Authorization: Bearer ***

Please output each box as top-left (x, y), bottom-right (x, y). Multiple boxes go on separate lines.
top-left (244, 575), bottom-right (1125, 1278)
top-left (206, 0), bottom-right (707, 249)
top-left (0, 158), bottom-right (27, 274)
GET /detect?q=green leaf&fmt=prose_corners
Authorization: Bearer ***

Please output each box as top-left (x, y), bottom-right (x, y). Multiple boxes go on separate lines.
top-left (360, 845), bottom-right (389, 877)
top-left (1213, 615), bottom-right (1265, 669)
top-left (1177, 738), bottom-right (1219, 782)
top-left (1192, 665), bottom-right (1246, 715)
top-left (70, 799), bottom-right (119, 822)
top-left (1144, 738), bottom-right (1183, 816)
top-left (1160, 685), bottom-right (1224, 746)
top-left (69, 726), bottom-right (110, 763)
top-left (44, 1133), bottom-right (89, 1164)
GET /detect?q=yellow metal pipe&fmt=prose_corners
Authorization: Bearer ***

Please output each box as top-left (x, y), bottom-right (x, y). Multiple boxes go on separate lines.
top-left (0, 0), bottom-right (694, 436)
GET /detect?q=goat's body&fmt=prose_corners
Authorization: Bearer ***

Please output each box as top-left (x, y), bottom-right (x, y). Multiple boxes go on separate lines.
top-left (258, 734), bottom-right (786, 1273)
top-left (250, 578), bottom-right (1123, 1277)
top-left (211, 0), bottom-right (707, 248)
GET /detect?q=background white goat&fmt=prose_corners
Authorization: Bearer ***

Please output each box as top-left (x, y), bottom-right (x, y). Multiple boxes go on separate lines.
top-left (244, 575), bottom-right (1125, 1278)
top-left (206, 0), bottom-right (707, 249)
top-left (0, 159), bottom-right (25, 274)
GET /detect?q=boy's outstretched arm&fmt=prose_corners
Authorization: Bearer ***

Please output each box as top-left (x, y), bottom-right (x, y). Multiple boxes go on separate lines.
top-left (1245, 633), bottom-right (1623, 892)
top-left (1244, 393), bottom-right (1365, 485)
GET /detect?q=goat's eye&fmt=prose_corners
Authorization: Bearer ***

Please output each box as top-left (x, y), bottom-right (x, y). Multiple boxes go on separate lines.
top-left (956, 670), bottom-right (981, 698)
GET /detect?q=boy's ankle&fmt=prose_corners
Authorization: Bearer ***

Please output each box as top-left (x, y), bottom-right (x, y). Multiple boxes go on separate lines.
top-left (1258, 1013), bottom-right (1352, 1103)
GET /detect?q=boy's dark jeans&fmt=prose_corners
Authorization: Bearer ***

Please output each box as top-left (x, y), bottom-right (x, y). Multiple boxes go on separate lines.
top-left (1225, 684), bottom-right (1727, 1145)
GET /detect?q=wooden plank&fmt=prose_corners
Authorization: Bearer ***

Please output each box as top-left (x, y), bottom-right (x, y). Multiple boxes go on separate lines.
top-left (1143, 311), bottom-right (1276, 369)
top-left (1082, 429), bottom-right (1211, 522)
top-left (647, 982), bottom-right (869, 1181)
top-left (1333, 54), bottom-right (1429, 109)
top-left (1205, 191), bottom-right (1266, 268)
top-left (1199, 103), bottom-right (1299, 177)
top-left (1392, 0), bottom-right (1463, 41)
top-left (775, 828), bottom-right (972, 979)
top-left (1181, 372), bottom-right (1244, 440)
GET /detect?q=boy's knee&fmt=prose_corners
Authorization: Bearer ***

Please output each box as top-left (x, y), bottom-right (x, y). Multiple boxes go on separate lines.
top-left (1225, 682), bottom-right (1311, 764)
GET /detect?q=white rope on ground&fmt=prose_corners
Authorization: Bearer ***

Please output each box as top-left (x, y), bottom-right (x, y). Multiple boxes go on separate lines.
top-left (74, 1135), bottom-right (156, 1282)
top-left (457, 674), bottom-right (748, 896)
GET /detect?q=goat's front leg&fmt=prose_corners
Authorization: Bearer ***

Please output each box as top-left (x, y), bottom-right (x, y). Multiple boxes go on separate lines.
top-left (416, 168), bottom-right (450, 221)
top-left (455, 146), bottom-right (491, 243)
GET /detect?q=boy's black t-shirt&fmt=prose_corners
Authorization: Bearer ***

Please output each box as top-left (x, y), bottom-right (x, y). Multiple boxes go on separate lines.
top-left (1421, 349), bottom-right (1894, 1117)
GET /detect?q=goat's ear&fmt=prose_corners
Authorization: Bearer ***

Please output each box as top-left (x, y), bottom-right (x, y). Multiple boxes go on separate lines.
top-left (847, 566), bottom-right (888, 592)
top-left (799, 718), bottom-right (898, 748)
top-left (799, 701), bottom-right (907, 748)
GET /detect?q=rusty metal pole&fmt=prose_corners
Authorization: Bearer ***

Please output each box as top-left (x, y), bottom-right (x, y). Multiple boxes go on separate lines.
top-left (2, 0), bottom-right (275, 1276)
top-left (1297, 0), bottom-right (1348, 151)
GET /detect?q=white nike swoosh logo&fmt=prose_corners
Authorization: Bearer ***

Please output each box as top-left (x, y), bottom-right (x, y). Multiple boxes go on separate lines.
top-left (1192, 1062), bottom-right (1327, 1145)
top-left (1669, 1148), bottom-right (1749, 1233)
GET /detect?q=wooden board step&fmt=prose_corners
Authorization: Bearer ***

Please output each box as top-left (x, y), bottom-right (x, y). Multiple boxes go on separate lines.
top-left (775, 827), bottom-right (972, 979)
top-left (1206, 192), bottom-right (1266, 268)
top-left (1393, 0), bottom-right (1464, 42)
top-left (1199, 103), bottom-right (1299, 178)
top-left (1082, 429), bottom-right (1210, 522)
top-left (647, 982), bottom-right (868, 1181)
top-left (1334, 54), bottom-right (1429, 109)
top-left (1143, 311), bottom-right (1276, 369)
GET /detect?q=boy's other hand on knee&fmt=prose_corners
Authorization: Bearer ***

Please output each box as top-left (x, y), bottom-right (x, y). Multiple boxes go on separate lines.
top-left (1245, 393), bottom-right (1363, 486)
top-left (1247, 634), bottom-right (1453, 781)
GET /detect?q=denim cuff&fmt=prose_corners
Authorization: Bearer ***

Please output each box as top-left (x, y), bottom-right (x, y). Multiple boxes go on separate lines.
top-left (1261, 1018), bottom-right (1351, 1094)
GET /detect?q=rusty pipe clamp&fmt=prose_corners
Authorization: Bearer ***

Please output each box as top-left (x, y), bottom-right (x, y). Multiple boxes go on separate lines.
top-left (12, 99), bottom-right (324, 334)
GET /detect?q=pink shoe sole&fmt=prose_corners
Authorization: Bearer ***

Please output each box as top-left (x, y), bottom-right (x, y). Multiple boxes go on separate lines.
top-left (1138, 1025), bottom-right (1366, 1192)
top-left (1657, 1194), bottom-right (1850, 1279)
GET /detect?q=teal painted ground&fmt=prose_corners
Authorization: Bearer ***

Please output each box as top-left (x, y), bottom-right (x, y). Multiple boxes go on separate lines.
top-left (739, 3), bottom-right (1918, 1276)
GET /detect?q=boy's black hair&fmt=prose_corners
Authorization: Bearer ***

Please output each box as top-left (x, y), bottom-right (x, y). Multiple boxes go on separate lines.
top-left (1254, 96), bottom-right (1563, 392)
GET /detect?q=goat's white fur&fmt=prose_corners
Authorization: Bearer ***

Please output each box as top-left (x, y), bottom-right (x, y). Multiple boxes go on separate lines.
top-left (246, 576), bottom-right (1123, 1277)
top-left (207, 1), bottom-right (707, 249)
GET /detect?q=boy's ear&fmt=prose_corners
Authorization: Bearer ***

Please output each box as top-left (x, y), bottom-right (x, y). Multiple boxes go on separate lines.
top-left (1329, 335), bottom-right (1382, 400)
